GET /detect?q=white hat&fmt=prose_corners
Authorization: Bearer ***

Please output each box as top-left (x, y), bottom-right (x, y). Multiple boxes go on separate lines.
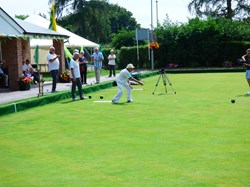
top-left (73, 49), bottom-right (79, 53)
top-left (73, 49), bottom-right (79, 55)
top-left (126, 63), bottom-right (135, 69)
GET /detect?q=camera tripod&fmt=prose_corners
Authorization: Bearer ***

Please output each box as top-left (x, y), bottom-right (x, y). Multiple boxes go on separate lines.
top-left (152, 69), bottom-right (176, 95)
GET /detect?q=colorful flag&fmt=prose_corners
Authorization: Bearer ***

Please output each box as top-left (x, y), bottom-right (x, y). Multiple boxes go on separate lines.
top-left (49, 3), bottom-right (57, 31)
top-left (34, 45), bottom-right (39, 65)
top-left (80, 46), bottom-right (84, 52)
top-left (64, 46), bottom-right (73, 59)
top-left (64, 46), bottom-right (72, 69)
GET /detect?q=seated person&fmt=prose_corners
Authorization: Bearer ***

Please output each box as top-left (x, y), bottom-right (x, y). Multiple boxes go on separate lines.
top-left (0, 60), bottom-right (8, 88)
top-left (22, 59), bottom-right (40, 84)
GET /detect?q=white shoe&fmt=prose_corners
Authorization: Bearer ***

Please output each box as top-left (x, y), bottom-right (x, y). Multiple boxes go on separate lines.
top-left (112, 100), bottom-right (118, 104)
top-left (247, 91), bottom-right (250, 95)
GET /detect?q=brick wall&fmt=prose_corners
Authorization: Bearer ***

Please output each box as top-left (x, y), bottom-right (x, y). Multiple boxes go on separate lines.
top-left (0, 37), bottom-right (64, 91)
top-left (2, 38), bottom-right (31, 91)
top-left (53, 39), bottom-right (65, 74)
top-left (22, 39), bottom-right (31, 62)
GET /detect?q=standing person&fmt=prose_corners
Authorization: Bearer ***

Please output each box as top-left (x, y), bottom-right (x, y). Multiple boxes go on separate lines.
top-left (79, 51), bottom-right (88, 84)
top-left (47, 46), bottom-right (60, 93)
top-left (112, 63), bottom-right (143, 104)
top-left (70, 51), bottom-right (84, 101)
top-left (108, 49), bottom-right (116, 77)
top-left (91, 47), bottom-right (103, 84)
top-left (241, 48), bottom-right (250, 95)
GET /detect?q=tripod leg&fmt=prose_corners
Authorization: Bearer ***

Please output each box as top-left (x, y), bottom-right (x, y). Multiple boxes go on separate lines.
top-left (165, 73), bottom-right (176, 94)
top-left (152, 74), bottom-right (162, 95)
top-left (162, 74), bottom-right (168, 93)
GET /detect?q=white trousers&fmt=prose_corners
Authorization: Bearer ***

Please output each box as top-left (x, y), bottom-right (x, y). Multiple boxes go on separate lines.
top-left (94, 67), bottom-right (101, 83)
top-left (113, 81), bottom-right (132, 102)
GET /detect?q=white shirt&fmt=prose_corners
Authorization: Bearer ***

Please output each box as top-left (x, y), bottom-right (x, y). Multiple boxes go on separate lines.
top-left (116, 68), bottom-right (132, 84)
top-left (70, 59), bottom-right (80, 78)
top-left (108, 54), bottom-right (116, 65)
top-left (47, 53), bottom-right (59, 71)
top-left (22, 63), bottom-right (32, 77)
top-left (22, 64), bottom-right (29, 72)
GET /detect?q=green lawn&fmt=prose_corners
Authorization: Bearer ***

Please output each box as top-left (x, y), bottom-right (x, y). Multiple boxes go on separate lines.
top-left (0, 72), bottom-right (249, 186)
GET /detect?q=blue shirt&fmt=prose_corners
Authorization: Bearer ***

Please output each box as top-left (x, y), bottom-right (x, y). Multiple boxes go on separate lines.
top-left (244, 55), bottom-right (250, 70)
top-left (91, 52), bottom-right (103, 68)
top-left (0, 67), bottom-right (3, 75)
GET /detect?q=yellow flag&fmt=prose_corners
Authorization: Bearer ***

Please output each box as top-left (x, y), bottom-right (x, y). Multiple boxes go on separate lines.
top-left (49, 3), bottom-right (57, 31)
top-left (64, 46), bottom-right (73, 59)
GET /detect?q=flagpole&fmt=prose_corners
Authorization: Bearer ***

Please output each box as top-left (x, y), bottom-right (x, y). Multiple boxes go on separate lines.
top-left (151, 0), bottom-right (154, 70)
top-left (156, 0), bottom-right (159, 25)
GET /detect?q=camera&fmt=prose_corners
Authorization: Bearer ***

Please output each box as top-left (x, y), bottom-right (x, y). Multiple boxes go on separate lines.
top-left (159, 68), bottom-right (166, 74)
top-left (237, 59), bottom-right (246, 65)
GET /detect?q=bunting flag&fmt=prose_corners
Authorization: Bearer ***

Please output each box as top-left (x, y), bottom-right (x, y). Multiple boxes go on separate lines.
top-left (64, 46), bottom-right (72, 69)
top-left (0, 34), bottom-right (65, 40)
top-left (65, 58), bottom-right (71, 69)
top-left (64, 46), bottom-right (73, 59)
top-left (34, 45), bottom-right (39, 65)
top-left (80, 46), bottom-right (84, 52)
top-left (49, 2), bottom-right (57, 31)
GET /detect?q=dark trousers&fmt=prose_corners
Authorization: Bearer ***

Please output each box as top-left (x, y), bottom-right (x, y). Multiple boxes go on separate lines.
top-left (109, 65), bottom-right (116, 77)
top-left (80, 71), bottom-right (87, 84)
top-left (71, 78), bottom-right (83, 99)
top-left (50, 70), bottom-right (59, 92)
top-left (32, 72), bottom-right (40, 83)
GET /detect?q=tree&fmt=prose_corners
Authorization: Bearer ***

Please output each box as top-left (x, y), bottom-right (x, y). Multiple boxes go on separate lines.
top-left (188, 0), bottom-right (250, 20)
top-left (154, 16), bottom-right (250, 67)
top-left (51, 0), bottom-right (139, 44)
top-left (108, 4), bottom-right (138, 34)
top-left (49, 0), bottom-right (90, 19)
top-left (111, 30), bottom-right (136, 49)
top-left (56, 0), bottom-right (111, 43)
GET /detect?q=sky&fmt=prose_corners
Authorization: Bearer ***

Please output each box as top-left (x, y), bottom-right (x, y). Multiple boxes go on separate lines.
top-left (0, 0), bottom-right (193, 28)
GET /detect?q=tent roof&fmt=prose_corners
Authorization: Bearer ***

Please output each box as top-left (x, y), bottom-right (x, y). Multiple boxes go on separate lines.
top-left (25, 14), bottom-right (99, 48)
top-left (0, 7), bottom-right (68, 39)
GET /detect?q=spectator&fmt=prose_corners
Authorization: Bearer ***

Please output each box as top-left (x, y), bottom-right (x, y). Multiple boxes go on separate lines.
top-left (70, 51), bottom-right (84, 101)
top-left (0, 60), bottom-right (8, 88)
top-left (108, 49), bottom-right (116, 77)
top-left (47, 46), bottom-right (60, 93)
top-left (241, 48), bottom-right (250, 95)
top-left (23, 59), bottom-right (40, 84)
top-left (79, 51), bottom-right (88, 84)
top-left (91, 47), bottom-right (103, 84)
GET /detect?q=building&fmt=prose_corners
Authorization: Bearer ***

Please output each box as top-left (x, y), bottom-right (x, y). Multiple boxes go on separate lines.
top-left (0, 7), bottom-right (69, 91)
top-left (25, 14), bottom-right (99, 71)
